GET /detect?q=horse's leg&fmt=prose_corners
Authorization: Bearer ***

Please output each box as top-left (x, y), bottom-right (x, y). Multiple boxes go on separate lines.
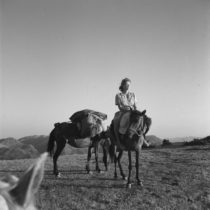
top-left (127, 150), bottom-right (132, 188)
top-left (114, 147), bottom-right (118, 178)
top-left (136, 150), bottom-right (143, 186)
top-left (117, 151), bottom-right (127, 180)
top-left (95, 141), bottom-right (101, 173)
top-left (103, 146), bottom-right (108, 171)
top-left (86, 145), bottom-right (92, 174)
top-left (53, 137), bottom-right (66, 177)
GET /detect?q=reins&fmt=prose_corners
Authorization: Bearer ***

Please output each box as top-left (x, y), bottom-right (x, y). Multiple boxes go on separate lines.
top-left (128, 128), bottom-right (143, 137)
top-left (128, 115), bottom-right (144, 137)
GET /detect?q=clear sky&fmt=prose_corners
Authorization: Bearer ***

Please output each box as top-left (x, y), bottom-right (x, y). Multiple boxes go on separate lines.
top-left (0, 0), bottom-right (210, 139)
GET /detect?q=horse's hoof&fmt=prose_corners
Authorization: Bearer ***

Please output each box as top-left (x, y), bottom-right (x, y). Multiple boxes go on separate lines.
top-left (56, 173), bottom-right (61, 178)
top-left (137, 181), bottom-right (143, 187)
top-left (127, 183), bottom-right (132, 189)
top-left (114, 174), bottom-right (118, 179)
top-left (123, 176), bottom-right (128, 181)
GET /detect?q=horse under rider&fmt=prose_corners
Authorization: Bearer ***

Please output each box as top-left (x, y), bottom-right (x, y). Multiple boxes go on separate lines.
top-left (114, 78), bottom-right (150, 147)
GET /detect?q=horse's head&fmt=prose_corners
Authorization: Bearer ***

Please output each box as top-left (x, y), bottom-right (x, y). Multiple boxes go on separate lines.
top-left (0, 153), bottom-right (47, 210)
top-left (126, 110), bottom-right (146, 140)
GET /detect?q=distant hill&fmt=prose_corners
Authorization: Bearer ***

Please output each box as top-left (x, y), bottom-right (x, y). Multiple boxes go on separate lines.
top-left (19, 135), bottom-right (49, 153)
top-left (0, 134), bottom-right (163, 157)
top-left (0, 142), bottom-right (39, 160)
top-left (184, 136), bottom-right (210, 146)
top-left (0, 136), bottom-right (43, 160)
top-left (0, 137), bottom-right (20, 147)
top-left (0, 143), bottom-right (7, 148)
top-left (145, 135), bottom-right (162, 146)
top-left (169, 136), bottom-right (196, 142)
top-left (0, 144), bottom-right (9, 155)
top-left (18, 135), bottom-right (86, 155)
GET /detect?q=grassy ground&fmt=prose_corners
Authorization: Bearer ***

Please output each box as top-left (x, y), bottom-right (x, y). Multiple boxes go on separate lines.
top-left (1, 145), bottom-right (210, 210)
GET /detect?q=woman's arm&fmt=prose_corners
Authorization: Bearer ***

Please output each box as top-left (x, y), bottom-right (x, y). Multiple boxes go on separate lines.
top-left (133, 103), bottom-right (137, 110)
top-left (117, 104), bottom-right (131, 111)
top-left (115, 94), bottom-right (131, 111)
top-left (133, 93), bottom-right (138, 110)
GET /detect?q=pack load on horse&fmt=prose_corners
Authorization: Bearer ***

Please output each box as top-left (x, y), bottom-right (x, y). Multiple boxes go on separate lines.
top-left (47, 109), bottom-right (111, 177)
top-left (69, 109), bottom-right (107, 139)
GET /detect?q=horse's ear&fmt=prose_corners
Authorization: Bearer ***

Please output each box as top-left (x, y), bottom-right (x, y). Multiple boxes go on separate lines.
top-left (141, 110), bottom-right (146, 115)
top-left (9, 153), bottom-right (48, 207)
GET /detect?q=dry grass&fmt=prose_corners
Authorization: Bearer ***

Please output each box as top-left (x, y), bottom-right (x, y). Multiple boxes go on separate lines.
top-left (1, 145), bottom-right (210, 210)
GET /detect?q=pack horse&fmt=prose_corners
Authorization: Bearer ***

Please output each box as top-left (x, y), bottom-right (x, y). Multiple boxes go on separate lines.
top-left (47, 109), bottom-right (111, 177)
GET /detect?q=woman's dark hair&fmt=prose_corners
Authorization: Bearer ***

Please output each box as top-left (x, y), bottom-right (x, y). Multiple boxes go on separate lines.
top-left (119, 78), bottom-right (131, 91)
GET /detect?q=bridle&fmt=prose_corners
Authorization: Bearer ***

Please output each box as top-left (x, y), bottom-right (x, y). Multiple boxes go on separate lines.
top-left (127, 115), bottom-right (144, 138)
top-left (128, 128), bottom-right (142, 137)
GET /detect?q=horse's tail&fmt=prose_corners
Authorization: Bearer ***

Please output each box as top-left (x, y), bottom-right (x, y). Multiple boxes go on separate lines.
top-left (47, 129), bottom-right (56, 157)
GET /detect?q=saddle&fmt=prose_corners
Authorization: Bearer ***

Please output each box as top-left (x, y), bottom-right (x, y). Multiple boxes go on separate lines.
top-left (112, 111), bottom-right (132, 150)
top-left (69, 109), bottom-right (107, 138)
top-left (114, 110), bottom-right (146, 134)
top-left (113, 111), bottom-right (131, 134)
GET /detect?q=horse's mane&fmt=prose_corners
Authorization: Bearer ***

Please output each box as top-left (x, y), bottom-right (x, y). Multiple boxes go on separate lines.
top-left (131, 109), bottom-right (146, 116)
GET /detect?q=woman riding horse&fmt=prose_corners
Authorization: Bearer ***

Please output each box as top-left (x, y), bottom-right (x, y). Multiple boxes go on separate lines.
top-left (109, 78), bottom-right (151, 188)
top-left (114, 78), bottom-right (149, 149)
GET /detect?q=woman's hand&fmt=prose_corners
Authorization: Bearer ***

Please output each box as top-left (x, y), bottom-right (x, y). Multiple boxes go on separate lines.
top-left (122, 106), bottom-right (132, 111)
top-left (118, 105), bottom-right (132, 111)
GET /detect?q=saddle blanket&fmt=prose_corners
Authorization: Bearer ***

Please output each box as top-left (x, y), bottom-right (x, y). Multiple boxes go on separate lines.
top-left (114, 111), bottom-right (131, 135)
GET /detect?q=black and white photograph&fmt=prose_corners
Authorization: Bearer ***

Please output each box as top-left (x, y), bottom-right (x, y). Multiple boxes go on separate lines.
top-left (0, 0), bottom-right (210, 209)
